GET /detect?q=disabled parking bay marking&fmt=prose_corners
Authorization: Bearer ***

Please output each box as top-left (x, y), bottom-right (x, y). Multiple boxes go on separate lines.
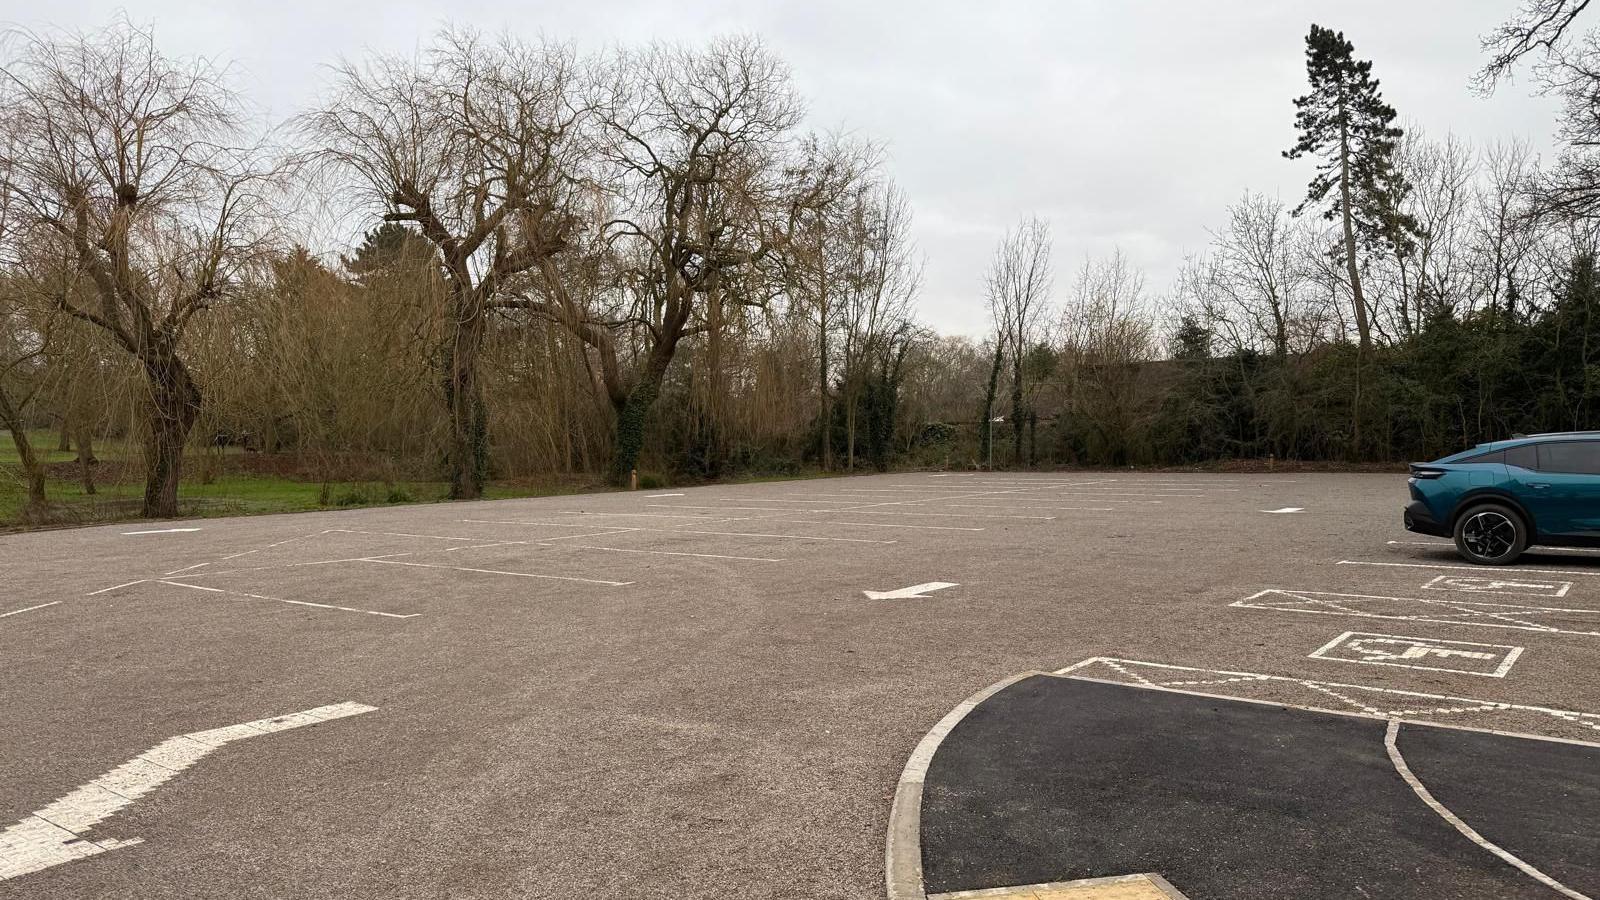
top-left (1308, 631), bottom-right (1524, 677)
top-left (1421, 575), bottom-right (1573, 598)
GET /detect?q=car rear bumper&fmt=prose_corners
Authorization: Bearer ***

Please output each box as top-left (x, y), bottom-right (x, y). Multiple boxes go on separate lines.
top-left (1404, 501), bottom-right (1449, 538)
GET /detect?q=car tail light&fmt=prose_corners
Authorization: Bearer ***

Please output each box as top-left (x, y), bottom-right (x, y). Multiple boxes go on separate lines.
top-left (1409, 466), bottom-right (1446, 480)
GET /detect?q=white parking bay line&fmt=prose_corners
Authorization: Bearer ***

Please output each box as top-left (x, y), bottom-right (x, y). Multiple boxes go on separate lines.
top-left (1339, 560), bottom-right (1600, 577)
top-left (357, 559), bottom-right (634, 586)
top-left (555, 545), bottom-right (783, 562)
top-left (773, 519), bottom-right (984, 532)
top-left (1262, 507), bottom-right (1305, 514)
top-left (465, 519), bottom-right (896, 544)
top-left (158, 580), bottom-right (421, 619)
top-left (0, 601), bottom-right (61, 620)
top-left (121, 527), bottom-right (201, 535)
top-left (1388, 539), bottom-right (1600, 555)
top-left (652, 504), bottom-right (1052, 520)
top-left (0, 701), bottom-right (375, 881)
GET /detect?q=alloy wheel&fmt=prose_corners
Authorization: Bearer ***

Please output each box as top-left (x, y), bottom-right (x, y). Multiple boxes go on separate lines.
top-left (1461, 511), bottom-right (1517, 560)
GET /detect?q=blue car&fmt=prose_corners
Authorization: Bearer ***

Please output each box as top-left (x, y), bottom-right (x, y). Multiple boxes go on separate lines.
top-left (1405, 431), bottom-right (1600, 565)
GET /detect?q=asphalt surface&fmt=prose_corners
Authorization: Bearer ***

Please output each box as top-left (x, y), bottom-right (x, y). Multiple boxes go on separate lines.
top-left (920, 676), bottom-right (1600, 898)
top-left (3, 471), bottom-right (1599, 898)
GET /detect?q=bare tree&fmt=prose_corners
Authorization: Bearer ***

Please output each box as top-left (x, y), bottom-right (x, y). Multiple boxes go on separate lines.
top-left (985, 217), bottom-right (1052, 466)
top-left (0, 21), bottom-right (278, 517)
top-left (836, 181), bottom-right (921, 470)
top-left (1196, 193), bottom-right (1305, 358)
top-left (304, 28), bottom-right (585, 499)
top-left (520, 37), bottom-right (804, 485)
top-left (779, 133), bottom-right (874, 471)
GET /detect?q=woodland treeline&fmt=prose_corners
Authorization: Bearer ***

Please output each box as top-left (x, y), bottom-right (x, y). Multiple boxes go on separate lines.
top-left (2, 7), bottom-right (1600, 519)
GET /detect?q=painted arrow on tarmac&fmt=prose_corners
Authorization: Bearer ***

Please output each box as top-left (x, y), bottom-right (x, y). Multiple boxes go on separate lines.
top-left (863, 581), bottom-right (959, 600)
top-left (0, 702), bottom-right (376, 881)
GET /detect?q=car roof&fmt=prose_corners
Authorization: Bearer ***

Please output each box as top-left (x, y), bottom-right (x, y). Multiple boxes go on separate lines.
top-left (1436, 432), bottom-right (1600, 462)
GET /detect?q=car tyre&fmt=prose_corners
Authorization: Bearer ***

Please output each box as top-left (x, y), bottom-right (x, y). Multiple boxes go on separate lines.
top-left (1452, 502), bottom-right (1529, 565)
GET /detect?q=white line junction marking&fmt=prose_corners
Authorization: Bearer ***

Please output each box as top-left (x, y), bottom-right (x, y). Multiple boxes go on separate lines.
top-left (1053, 657), bottom-right (1600, 737)
top-left (0, 702), bottom-right (375, 881)
top-left (1233, 589), bottom-right (1600, 636)
top-left (1310, 631), bottom-right (1523, 678)
top-left (863, 581), bottom-right (959, 600)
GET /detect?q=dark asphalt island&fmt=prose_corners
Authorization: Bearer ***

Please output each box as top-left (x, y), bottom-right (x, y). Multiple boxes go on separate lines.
top-left (912, 675), bottom-right (1600, 900)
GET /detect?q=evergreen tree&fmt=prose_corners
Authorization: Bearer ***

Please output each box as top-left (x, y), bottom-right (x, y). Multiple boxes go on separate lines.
top-left (1284, 24), bottom-right (1420, 353)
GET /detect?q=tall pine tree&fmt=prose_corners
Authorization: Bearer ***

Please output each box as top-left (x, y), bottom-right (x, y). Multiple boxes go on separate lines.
top-left (1284, 24), bottom-right (1419, 353)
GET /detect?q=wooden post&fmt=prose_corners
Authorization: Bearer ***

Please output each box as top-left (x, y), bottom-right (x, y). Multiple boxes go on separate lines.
top-left (630, 468), bottom-right (638, 490)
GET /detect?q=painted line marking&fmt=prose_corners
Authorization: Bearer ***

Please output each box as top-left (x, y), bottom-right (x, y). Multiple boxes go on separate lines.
top-left (864, 581), bottom-right (959, 600)
top-left (85, 580), bottom-right (147, 596)
top-left (217, 530), bottom-right (328, 562)
top-left (1052, 657), bottom-right (1600, 739)
top-left (1232, 589), bottom-right (1600, 635)
top-left (0, 601), bottom-right (61, 620)
top-left (157, 580), bottom-right (421, 619)
top-left (1339, 559), bottom-right (1600, 577)
top-left (1262, 507), bottom-right (1304, 514)
top-left (554, 545), bottom-right (783, 562)
top-left (546, 510), bottom-right (731, 520)
top-left (1308, 631), bottom-right (1523, 678)
top-left (926, 874), bottom-right (1189, 900)
top-left (463, 520), bottom-right (896, 544)
top-left (1385, 720), bottom-right (1592, 899)
top-left (357, 558), bottom-right (634, 586)
top-left (121, 527), bottom-right (201, 535)
top-left (656, 504), bottom-right (1053, 520)
top-left (771, 519), bottom-right (983, 531)
top-left (1420, 574), bottom-right (1573, 598)
top-left (1389, 539), bottom-right (1600, 555)
top-left (0, 701), bottom-right (375, 881)
top-left (645, 492), bottom-right (684, 498)
top-left (162, 562), bottom-right (211, 576)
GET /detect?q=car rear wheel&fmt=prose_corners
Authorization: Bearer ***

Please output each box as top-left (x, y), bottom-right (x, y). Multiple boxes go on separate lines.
top-left (1453, 503), bottom-right (1529, 565)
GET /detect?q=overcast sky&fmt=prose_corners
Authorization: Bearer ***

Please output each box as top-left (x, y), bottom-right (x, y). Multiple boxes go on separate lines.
top-left (0, 1), bottom-right (1567, 336)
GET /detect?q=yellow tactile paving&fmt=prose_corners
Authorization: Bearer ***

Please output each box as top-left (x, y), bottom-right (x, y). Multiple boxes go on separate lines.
top-left (929, 873), bottom-right (1188, 900)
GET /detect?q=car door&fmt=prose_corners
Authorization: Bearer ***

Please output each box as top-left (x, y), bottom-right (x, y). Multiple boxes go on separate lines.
top-left (1524, 441), bottom-right (1600, 538)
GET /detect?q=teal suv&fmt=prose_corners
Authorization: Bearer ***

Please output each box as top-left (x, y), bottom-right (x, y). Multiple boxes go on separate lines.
top-left (1406, 432), bottom-right (1600, 565)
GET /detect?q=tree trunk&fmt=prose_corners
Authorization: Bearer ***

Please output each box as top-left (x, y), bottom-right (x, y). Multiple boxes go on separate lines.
top-left (142, 357), bottom-right (202, 519)
top-left (75, 419), bottom-right (96, 496)
top-left (819, 307), bottom-right (832, 471)
top-left (443, 297), bottom-right (489, 500)
top-left (846, 400), bottom-right (856, 471)
top-left (1337, 110), bottom-right (1368, 457)
top-left (608, 345), bottom-right (675, 487)
top-left (0, 389), bottom-right (46, 513)
top-left (609, 378), bottom-right (659, 486)
top-left (1337, 115), bottom-right (1371, 354)
top-left (1011, 359), bottom-right (1025, 467)
top-left (980, 342), bottom-right (1004, 468)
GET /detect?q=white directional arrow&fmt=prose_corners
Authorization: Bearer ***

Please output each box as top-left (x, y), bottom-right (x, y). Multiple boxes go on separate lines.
top-left (0, 701), bottom-right (375, 881)
top-left (863, 581), bottom-right (959, 600)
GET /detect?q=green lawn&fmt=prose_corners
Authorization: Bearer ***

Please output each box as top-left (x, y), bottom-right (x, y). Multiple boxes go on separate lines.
top-left (0, 429), bottom-right (596, 528)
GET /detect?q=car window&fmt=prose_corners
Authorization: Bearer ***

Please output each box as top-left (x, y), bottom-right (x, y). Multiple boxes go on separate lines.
top-left (1505, 444), bottom-right (1538, 470)
top-left (1536, 441), bottom-right (1600, 474)
top-left (1461, 449), bottom-right (1505, 464)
